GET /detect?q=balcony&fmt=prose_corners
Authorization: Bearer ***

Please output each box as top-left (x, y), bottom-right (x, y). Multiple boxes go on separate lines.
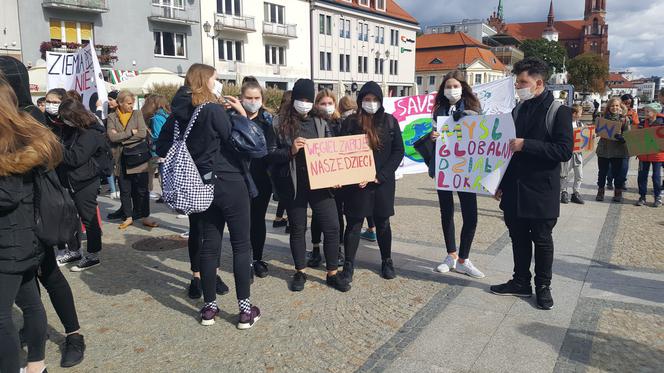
top-left (215, 13), bottom-right (256, 33)
top-left (40, 41), bottom-right (118, 65)
top-left (42, 0), bottom-right (109, 13)
top-left (148, 6), bottom-right (199, 26)
top-left (262, 22), bottom-right (297, 39)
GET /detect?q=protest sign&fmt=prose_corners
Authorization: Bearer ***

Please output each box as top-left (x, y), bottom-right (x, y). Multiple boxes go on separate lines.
top-left (434, 114), bottom-right (516, 195)
top-left (573, 125), bottom-right (596, 152)
top-left (304, 135), bottom-right (376, 190)
top-left (47, 43), bottom-right (108, 116)
top-left (623, 127), bottom-right (664, 156)
top-left (595, 118), bottom-right (623, 140)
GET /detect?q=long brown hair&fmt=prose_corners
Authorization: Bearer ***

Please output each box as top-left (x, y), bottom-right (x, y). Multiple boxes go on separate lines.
top-left (0, 77), bottom-right (62, 176)
top-left (185, 63), bottom-right (217, 106)
top-left (58, 98), bottom-right (97, 129)
top-left (141, 94), bottom-right (170, 122)
top-left (359, 112), bottom-right (382, 151)
top-left (315, 89), bottom-right (341, 121)
top-left (433, 70), bottom-right (481, 114)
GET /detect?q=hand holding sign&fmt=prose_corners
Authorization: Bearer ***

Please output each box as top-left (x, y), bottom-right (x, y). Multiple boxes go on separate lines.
top-left (304, 135), bottom-right (376, 190)
top-left (291, 137), bottom-right (306, 156)
top-left (595, 118), bottom-right (623, 141)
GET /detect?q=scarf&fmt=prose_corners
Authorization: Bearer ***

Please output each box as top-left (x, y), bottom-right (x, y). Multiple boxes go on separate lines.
top-left (117, 110), bottom-right (132, 128)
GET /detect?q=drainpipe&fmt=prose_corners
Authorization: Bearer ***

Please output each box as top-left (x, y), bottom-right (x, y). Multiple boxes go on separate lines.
top-left (309, 0), bottom-right (315, 83)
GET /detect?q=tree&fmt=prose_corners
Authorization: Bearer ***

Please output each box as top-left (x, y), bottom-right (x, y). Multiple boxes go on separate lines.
top-left (519, 39), bottom-right (568, 74)
top-left (567, 53), bottom-right (609, 95)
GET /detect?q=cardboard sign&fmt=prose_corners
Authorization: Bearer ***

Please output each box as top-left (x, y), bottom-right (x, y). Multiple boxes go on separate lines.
top-left (304, 135), bottom-right (376, 190)
top-left (573, 125), bottom-right (596, 152)
top-left (624, 127), bottom-right (664, 156)
top-left (595, 118), bottom-right (623, 140)
top-left (434, 114), bottom-right (516, 195)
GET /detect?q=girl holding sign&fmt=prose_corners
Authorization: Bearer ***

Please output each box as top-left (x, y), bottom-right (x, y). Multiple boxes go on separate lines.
top-left (339, 81), bottom-right (405, 282)
top-left (595, 98), bottom-right (631, 203)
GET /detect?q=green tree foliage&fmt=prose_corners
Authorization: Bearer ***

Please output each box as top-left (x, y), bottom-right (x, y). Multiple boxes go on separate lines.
top-left (147, 83), bottom-right (180, 103)
top-left (520, 39), bottom-right (568, 75)
top-left (567, 53), bottom-right (609, 94)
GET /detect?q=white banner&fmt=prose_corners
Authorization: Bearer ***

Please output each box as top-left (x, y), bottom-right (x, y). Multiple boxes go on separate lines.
top-left (47, 43), bottom-right (108, 117)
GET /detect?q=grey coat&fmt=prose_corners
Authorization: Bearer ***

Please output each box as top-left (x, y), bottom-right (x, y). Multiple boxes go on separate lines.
top-left (107, 110), bottom-right (149, 175)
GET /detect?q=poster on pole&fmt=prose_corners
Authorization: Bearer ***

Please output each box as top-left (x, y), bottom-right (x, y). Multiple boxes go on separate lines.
top-left (304, 135), bottom-right (376, 190)
top-left (624, 127), bottom-right (664, 156)
top-left (434, 114), bottom-right (516, 195)
top-left (46, 43), bottom-right (108, 117)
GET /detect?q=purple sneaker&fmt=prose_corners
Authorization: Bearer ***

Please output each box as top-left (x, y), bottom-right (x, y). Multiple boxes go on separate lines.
top-left (237, 306), bottom-right (261, 330)
top-left (200, 303), bottom-right (219, 326)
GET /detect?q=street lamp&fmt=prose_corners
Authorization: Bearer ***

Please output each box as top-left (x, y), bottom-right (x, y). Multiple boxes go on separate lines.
top-left (203, 20), bottom-right (221, 66)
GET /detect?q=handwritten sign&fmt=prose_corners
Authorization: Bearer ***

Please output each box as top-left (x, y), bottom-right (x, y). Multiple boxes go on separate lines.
top-left (573, 125), bottom-right (596, 152)
top-left (595, 118), bottom-right (623, 140)
top-left (435, 114), bottom-right (516, 195)
top-left (304, 135), bottom-right (376, 190)
top-left (624, 127), bottom-right (664, 156)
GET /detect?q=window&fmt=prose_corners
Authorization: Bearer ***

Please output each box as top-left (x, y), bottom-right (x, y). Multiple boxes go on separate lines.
top-left (357, 22), bottom-right (369, 42)
top-left (152, 0), bottom-right (184, 9)
top-left (358, 56), bottom-right (368, 74)
top-left (416, 76), bottom-right (423, 85)
top-left (592, 18), bottom-right (599, 34)
top-left (475, 74), bottom-right (482, 85)
top-left (339, 54), bottom-right (351, 72)
top-left (374, 58), bottom-right (384, 75)
top-left (319, 14), bottom-right (332, 35)
top-left (339, 19), bottom-right (351, 38)
top-left (49, 19), bottom-right (94, 44)
top-left (429, 76), bottom-right (436, 86)
top-left (265, 45), bottom-right (285, 66)
top-left (264, 3), bottom-right (285, 24)
top-left (218, 39), bottom-right (243, 61)
top-left (320, 51), bottom-right (332, 71)
top-left (375, 26), bottom-right (384, 44)
top-left (217, 0), bottom-right (241, 16)
top-left (376, 0), bottom-right (386, 11)
top-left (390, 29), bottom-right (399, 46)
top-left (389, 60), bottom-right (398, 75)
top-left (154, 31), bottom-right (186, 57)
top-left (358, 0), bottom-right (369, 6)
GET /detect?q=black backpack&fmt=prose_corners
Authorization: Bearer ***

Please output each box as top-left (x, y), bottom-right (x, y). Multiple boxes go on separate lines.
top-left (229, 114), bottom-right (268, 159)
top-left (33, 168), bottom-right (80, 247)
top-left (92, 135), bottom-right (114, 178)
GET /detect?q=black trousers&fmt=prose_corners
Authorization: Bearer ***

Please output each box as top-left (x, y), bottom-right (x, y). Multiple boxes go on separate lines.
top-left (311, 194), bottom-right (344, 246)
top-left (72, 180), bottom-right (102, 254)
top-left (437, 190), bottom-right (478, 260)
top-left (597, 157), bottom-right (625, 190)
top-left (250, 178), bottom-right (272, 261)
top-left (198, 174), bottom-right (252, 303)
top-left (276, 201), bottom-right (286, 219)
top-left (38, 247), bottom-right (80, 334)
top-left (117, 170), bottom-right (149, 219)
top-left (0, 270), bottom-right (46, 371)
top-left (344, 216), bottom-right (392, 264)
top-left (504, 214), bottom-right (557, 287)
top-left (287, 184), bottom-right (340, 271)
top-left (187, 213), bottom-right (220, 273)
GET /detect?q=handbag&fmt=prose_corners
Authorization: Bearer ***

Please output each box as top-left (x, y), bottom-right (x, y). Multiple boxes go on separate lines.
top-left (122, 140), bottom-right (151, 169)
top-left (229, 114), bottom-right (268, 159)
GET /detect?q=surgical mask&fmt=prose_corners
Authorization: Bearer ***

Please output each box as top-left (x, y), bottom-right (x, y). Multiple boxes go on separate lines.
top-left (341, 110), bottom-right (354, 120)
top-left (45, 103), bottom-right (60, 115)
top-left (212, 80), bottom-right (223, 98)
top-left (444, 88), bottom-right (462, 102)
top-left (322, 105), bottom-right (336, 116)
top-left (362, 101), bottom-right (381, 114)
top-left (63, 119), bottom-right (76, 127)
top-left (242, 100), bottom-right (262, 114)
top-left (516, 86), bottom-right (536, 101)
top-left (293, 100), bottom-right (313, 115)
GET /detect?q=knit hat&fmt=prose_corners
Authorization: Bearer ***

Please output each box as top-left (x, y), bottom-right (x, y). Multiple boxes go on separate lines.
top-left (0, 56), bottom-right (32, 108)
top-left (108, 90), bottom-right (119, 100)
top-left (644, 102), bottom-right (662, 113)
top-left (356, 81), bottom-right (384, 108)
top-left (291, 79), bottom-right (315, 102)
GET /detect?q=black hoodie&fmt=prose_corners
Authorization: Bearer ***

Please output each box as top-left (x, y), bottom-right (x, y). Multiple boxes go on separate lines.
top-left (0, 56), bottom-right (45, 124)
top-left (58, 120), bottom-right (107, 192)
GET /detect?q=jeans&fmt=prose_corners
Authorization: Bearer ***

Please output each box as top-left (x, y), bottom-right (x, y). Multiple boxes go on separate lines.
top-left (106, 174), bottom-right (116, 194)
top-left (198, 173), bottom-right (252, 303)
top-left (72, 180), bottom-right (102, 254)
top-left (637, 161), bottom-right (662, 198)
top-left (597, 157), bottom-right (625, 190)
top-left (504, 214), bottom-right (557, 287)
top-left (437, 190), bottom-right (478, 260)
top-left (38, 247), bottom-right (81, 334)
top-left (250, 179), bottom-right (272, 261)
top-left (366, 216), bottom-right (375, 229)
top-left (117, 170), bottom-right (150, 219)
top-left (344, 216), bottom-right (392, 264)
top-left (311, 194), bottom-right (344, 246)
top-left (606, 157), bottom-right (629, 187)
top-left (0, 270), bottom-right (46, 372)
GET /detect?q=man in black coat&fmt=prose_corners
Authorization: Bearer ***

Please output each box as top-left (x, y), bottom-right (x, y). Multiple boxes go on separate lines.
top-left (491, 58), bottom-right (573, 310)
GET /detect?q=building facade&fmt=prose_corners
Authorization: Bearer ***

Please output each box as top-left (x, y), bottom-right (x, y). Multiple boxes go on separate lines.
top-left (0, 0), bottom-right (23, 61)
top-left (424, 19), bottom-right (496, 42)
top-left (311, 0), bottom-right (419, 97)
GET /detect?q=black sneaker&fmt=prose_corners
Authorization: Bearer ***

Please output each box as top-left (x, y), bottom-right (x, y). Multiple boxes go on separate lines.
top-left (106, 209), bottom-right (125, 220)
top-left (490, 280), bottom-right (532, 297)
top-left (307, 248), bottom-right (322, 268)
top-left (253, 260), bottom-right (268, 278)
top-left (535, 285), bottom-right (554, 310)
top-left (571, 192), bottom-right (585, 204)
top-left (560, 191), bottom-right (570, 204)
top-left (216, 275), bottom-right (229, 295)
top-left (272, 218), bottom-right (288, 228)
top-left (188, 277), bottom-right (202, 299)
top-left (340, 260), bottom-right (355, 283)
top-left (326, 273), bottom-right (351, 292)
top-left (337, 248), bottom-right (344, 267)
top-left (70, 256), bottom-right (100, 272)
top-left (381, 258), bottom-right (396, 280)
top-left (635, 197), bottom-right (646, 206)
top-left (290, 271), bottom-right (307, 292)
top-left (60, 333), bottom-right (85, 368)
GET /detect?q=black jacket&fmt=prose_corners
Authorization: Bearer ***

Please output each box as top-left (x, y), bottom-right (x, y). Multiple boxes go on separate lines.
top-left (0, 173), bottom-right (42, 274)
top-left (0, 56), bottom-right (45, 124)
top-left (58, 121), bottom-right (106, 192)
top-left (248, 108), bottom-right (275, 187)
top-left (499, 89), bottom-right (573, 219)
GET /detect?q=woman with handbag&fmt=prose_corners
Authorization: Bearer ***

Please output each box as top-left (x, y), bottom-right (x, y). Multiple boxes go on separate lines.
top-left (107, 90), bottom-right (158, 229)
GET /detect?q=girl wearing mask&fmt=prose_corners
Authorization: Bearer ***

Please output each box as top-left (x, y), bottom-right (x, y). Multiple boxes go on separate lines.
top-left (308, 89), bottom-right (345, 268)
top-left (156, 64), bottom-right (259, 328)
top-left (415, 70), bottom-right (485, 278)
top-left (595, 97), bottom-right (631, 203)
top-left (339, 81), bottom-right (405, 282)
top-left (270, 79), bottom-right (350, 292)
top-left (272, 91), bottom-right (291, 231)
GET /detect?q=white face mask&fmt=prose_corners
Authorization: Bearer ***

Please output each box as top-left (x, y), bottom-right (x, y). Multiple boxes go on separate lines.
top-left (362, 101), bottom-right (381, 114)
top-left (322, 105), bottom-right (336, 116)
top-left (516, 86), bottom-right (536, 101)
top-left (293, 100), bottom-right (313, 115)
top-left (242, 100), bottom-right (262, 114)
top-left (444, 88), bottom-right (462, 103)
top-left (341, 110), bottom-right (355, 120)
top-left (212, 80), bottom-right (223, 98)
top-left (45, 103), bottom-right (60, 116)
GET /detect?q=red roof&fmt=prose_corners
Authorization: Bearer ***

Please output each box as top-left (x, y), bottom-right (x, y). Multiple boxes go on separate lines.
top-left (505, 20), bottom-right (585, 41)
top-left (330, 0), bottom-right (418, 24)
top-left (415, 33), bottom-right (506, 72)
top-left (607, 73), bottom-right (635, 88)
top-left (416, 32), bottom-right (485, 49)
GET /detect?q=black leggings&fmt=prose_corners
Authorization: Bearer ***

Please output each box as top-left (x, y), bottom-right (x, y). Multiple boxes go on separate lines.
top-left (188, 213), bottom-right (221, 273)
top-left (198, 174), bottom-right (252, 303)
top-left (344, 216), bottom-right (392, 263)
top-left (72, 180), bottom-right (102, 254)
top-left (38, 246), bottom-right (81, 334)
top-left (276, 201), bottom-right (286, 219)
top-left (311, 194), bottom-right (344, 246)
top-left (117, 169), bottom-right (150, 219)
top-left (250, 179), bottom-right (272, 261)
top-left (0, 270), bottom-right (46, 371)
top-left (437, 190), bottom-right (478, 260)
top-left (597, 157), bottom-right (626, 190)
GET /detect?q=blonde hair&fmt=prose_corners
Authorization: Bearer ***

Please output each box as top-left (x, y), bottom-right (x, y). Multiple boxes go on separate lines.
top-left (571, 104), bottom-right (583, 115)
top-left (604, 97), bottom-right (626, 117)
top-left (185, 63), bottom-right (217, 106)
top-left (338, 95), bottom-right (357, 113)
top-left (315, 89), bottom-right (340, 121)
top-left (117, 90), bottom-right (136, 105)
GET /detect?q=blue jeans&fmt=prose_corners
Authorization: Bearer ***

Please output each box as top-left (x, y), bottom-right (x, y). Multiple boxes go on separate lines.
top-left (107, 175), bottom-right (116, 194)
top-left (606, 157), bottom-right (629, 187)
top-left (637, 161), bottom-right (662, 198)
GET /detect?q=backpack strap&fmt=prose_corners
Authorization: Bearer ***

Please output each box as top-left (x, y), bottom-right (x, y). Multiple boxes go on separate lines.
top-left (545, 101), bottom-right (562, 138)
top-left (175, 103), bottom-right (209, 142)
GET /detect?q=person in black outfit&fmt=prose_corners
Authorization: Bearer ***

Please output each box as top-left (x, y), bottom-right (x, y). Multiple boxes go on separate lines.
top-left (0, 56), bottom-right (46, 124)
top-left (490, 58), bottom-right (573, 310)
top-left (156, 64), bottom-right (260, 328)
top-left (269, 78), bottom-right (350, 292)
top-left (414, 70), bottom-right (485, 278)
top-left (339, 81), bottom-right (405, 282)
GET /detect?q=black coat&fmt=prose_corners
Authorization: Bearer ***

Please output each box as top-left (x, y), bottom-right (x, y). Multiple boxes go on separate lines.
top-left (341, 112), bottom-right (404, 218)
top-left (248, 108), bottom-right (275, 187)
top-left (0, 173), bottom-right (42, 274)
top-left (58, 121), bottom-right (106, 192)
top-left (499, 89), bottom-right (573, 219)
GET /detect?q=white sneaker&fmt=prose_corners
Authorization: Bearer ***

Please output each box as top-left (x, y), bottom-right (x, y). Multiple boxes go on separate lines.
top-left (454, 259), bottom-right (485, 278)
top-left (176, 214), bottom-right (188, 219)
top-left (180, 231), bottom-right (190, 239)
top-left (109, 191), bottom-right (120, 199)
top-left (434, 254), bottom-right (457, 273)
top-left (149, 192), bottom-right (160, 200)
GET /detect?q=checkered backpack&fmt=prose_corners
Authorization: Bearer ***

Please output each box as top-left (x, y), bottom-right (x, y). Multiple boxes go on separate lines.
top-left (161, 103), bottom-right (214, 215)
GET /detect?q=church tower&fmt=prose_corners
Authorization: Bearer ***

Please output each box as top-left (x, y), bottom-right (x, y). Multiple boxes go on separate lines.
top-left (542, 1), bottom-right (559, 42)
top-left (582, 0), bottom-right (609, 58)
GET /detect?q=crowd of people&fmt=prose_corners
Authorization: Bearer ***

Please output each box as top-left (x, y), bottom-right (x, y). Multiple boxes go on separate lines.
top-left (1, 54), bottom-right (663, 372)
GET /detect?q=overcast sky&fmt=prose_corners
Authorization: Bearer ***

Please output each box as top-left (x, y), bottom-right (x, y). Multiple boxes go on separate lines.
top-left (398, 0), bottom-right (664, 78)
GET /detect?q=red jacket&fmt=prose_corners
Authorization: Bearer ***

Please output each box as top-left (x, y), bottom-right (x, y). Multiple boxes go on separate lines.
top-left (637, 118), bottom-right (664, 163)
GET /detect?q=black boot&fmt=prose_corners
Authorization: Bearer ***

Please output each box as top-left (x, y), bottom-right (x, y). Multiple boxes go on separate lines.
top-left (381, 258), bottom-right (396, 280)
top-left (61, 333), bottom-right (85, 368)
top-left (340, 260), bottom-right (355, 283)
